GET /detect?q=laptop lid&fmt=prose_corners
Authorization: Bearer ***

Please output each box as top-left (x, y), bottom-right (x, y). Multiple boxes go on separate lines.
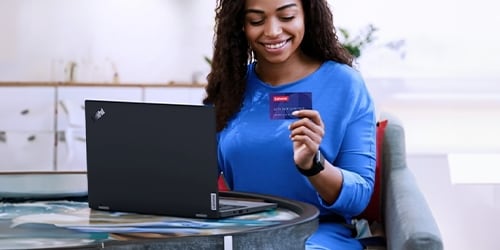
top-left (84, 100), bottom-right (276, 219)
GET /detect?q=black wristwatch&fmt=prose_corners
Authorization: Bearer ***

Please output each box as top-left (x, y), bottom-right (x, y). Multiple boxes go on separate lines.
top-left (296, 151), bottom-right (325, 177)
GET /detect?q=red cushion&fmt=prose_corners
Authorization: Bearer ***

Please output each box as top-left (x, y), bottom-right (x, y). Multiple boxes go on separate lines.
top-left (218, 174), bottom-right (230, 191)
top-left (358, 119), bottom-right (388, 222)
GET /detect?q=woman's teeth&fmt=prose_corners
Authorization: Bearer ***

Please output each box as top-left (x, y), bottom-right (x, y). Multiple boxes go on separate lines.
top-left (265, 40), bottom-right (287, 49)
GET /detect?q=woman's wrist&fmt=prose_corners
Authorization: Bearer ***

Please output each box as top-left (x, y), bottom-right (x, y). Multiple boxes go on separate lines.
top-left (296, 151), bottom-right (325, 176)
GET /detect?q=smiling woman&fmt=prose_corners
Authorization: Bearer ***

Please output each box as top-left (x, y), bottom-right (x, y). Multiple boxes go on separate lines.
top-left (204, 0), bottom-right (377, 249)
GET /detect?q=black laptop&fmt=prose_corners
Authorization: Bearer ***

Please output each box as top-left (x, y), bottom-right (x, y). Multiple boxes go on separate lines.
top-left (84, 100), bottom-right (277, 219)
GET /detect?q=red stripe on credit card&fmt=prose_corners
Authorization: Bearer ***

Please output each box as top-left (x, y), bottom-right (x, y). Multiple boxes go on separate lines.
top-left (273, 96), bottom-right (289, 102)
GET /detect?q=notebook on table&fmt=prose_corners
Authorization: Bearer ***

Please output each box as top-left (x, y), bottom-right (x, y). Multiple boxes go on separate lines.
top-left (84, 100), bottom-right (277, 219)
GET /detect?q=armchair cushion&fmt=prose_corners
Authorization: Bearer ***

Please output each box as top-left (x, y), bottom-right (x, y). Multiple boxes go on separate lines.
top-left (218, 174), bottom-right (230, 191)
top-left (358, 119), bottom-right (388, 223)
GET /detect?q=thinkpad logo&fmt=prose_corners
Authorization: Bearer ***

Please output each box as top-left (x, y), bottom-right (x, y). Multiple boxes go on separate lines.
top-left (93, 108), bottom-right (105, 121)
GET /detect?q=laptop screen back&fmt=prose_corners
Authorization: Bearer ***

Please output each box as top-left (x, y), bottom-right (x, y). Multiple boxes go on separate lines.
top-left (85, 100), bottom-right (220, 218)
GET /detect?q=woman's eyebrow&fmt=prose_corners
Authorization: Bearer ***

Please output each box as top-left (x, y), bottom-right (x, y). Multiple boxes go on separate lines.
top-left (276, 3), bottom-right (297, 12)
top-left (245, 3), bottom-right (298, 14)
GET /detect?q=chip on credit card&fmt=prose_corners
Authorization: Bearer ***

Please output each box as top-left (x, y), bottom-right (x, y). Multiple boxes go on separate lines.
top-left (270, 92), bottom-right (312, 119)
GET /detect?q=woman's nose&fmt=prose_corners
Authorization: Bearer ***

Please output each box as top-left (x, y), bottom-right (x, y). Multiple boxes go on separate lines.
top-left (264, 18), bottom-right (282, 37)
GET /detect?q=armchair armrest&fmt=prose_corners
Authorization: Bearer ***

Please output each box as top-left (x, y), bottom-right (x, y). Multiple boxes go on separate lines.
top-left (384, 168), bottom-right (443, 250)
top-left (380, 112), bottom-right (443, 250)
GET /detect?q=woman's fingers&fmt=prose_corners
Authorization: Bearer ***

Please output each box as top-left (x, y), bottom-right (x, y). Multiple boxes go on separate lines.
top-left (289, 110), bottom-right (325, 139)
top-left (291, 110), bottom-right (324, 129)
top-left (290, 125), bottom-right (322, 144)
top-left (289, 109), bottom-right (325, 168)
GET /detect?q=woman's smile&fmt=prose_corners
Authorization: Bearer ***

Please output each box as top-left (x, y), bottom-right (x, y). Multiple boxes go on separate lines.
top-left (262, 38), bottom-right (292, 52)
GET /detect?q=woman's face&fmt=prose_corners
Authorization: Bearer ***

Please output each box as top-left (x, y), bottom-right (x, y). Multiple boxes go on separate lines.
top-left (243, 0), bottom-right (305, 65)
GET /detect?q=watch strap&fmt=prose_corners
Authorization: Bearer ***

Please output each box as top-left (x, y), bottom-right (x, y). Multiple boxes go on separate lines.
top-left (296, 151), bottom-right (325, 177)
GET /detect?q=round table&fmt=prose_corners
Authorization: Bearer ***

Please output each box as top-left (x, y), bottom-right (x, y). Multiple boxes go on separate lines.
top-left (0, 191), bottom-right (319, 249)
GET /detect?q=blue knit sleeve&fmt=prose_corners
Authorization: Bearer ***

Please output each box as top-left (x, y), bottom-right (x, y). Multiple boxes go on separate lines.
top-left (319, 75), bottom-right (377, 217)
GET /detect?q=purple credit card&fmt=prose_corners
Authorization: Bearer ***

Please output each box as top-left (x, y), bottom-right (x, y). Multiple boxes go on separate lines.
top-left (270, 92), bottom-right (312, 119)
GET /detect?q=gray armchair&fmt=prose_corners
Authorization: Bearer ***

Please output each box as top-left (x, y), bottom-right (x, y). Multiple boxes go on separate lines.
top-left (379, 112), bottom-right (443, 250)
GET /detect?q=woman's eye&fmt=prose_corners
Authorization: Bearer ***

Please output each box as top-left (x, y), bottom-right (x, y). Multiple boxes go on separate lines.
top-left (281, 16), bottom-right (295, 21)
top-left (249, 20), bottom-right (264, 25)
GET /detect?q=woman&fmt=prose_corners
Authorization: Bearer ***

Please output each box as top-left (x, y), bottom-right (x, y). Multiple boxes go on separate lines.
top-left (203, 0), bottom-right (376, 249)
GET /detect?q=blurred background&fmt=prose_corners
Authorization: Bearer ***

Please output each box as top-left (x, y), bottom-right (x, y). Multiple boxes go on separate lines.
top-left (0, 0), bottom-right (498, 249)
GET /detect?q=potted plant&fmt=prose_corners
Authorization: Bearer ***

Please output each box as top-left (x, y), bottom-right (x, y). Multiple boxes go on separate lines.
top-left (339, 24), bottom-right (406, 61)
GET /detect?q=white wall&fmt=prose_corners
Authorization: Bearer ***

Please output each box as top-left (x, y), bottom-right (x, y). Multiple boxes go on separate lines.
top-left (0, 0), bottom-right (215, 83)
top-left (1, 0), bottom-right (499, 83)
top-left (331, 0), bottom-right (500, 79)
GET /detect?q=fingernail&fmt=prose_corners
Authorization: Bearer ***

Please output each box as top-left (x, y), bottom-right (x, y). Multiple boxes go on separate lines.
top-left (291, 111), bottom-right (299, 116)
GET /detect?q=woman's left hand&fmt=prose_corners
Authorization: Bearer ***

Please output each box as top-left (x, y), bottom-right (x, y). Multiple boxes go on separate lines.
top-left (289, 109), bottom-right (325, 169)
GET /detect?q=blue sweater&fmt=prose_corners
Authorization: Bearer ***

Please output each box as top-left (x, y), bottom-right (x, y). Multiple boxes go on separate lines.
top-left (217, 61), bottom-right (376, 218)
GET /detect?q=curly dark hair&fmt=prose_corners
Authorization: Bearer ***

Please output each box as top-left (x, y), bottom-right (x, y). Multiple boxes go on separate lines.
top-left (203, 0), bottom-right (353, 131)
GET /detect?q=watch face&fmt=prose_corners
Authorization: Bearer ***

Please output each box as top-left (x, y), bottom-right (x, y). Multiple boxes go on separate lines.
top-left (315, 151), bottom-right (324, 166)
top-left (315, 151), bottom-right (321, 163)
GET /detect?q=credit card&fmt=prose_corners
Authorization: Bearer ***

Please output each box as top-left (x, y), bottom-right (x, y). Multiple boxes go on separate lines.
top-left (270, 92), bottom-right (312, 119)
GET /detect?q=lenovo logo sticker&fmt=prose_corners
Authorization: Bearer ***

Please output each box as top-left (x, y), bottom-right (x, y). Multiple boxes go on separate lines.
top-left (272, 96), bottom-right (289, 102)
top-left (211, 193), bottom-right (217, 211)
